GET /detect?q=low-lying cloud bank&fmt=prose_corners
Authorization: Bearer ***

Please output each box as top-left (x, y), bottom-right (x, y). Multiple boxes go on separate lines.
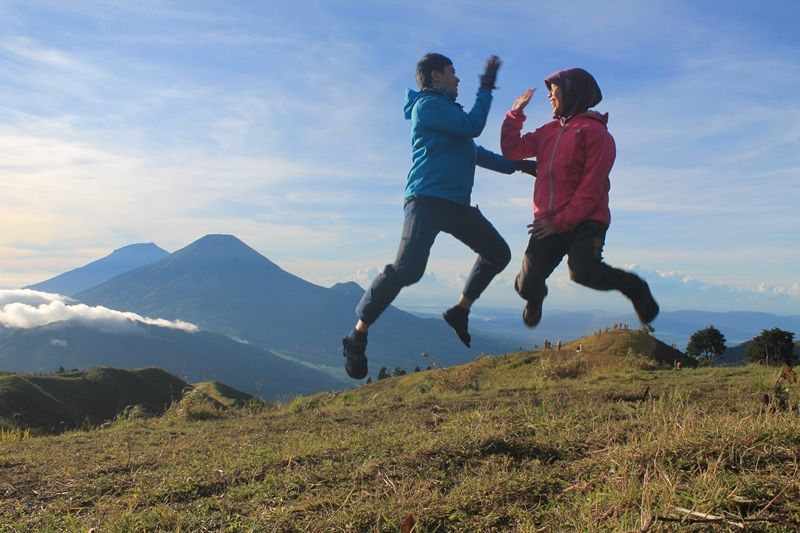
top-left (0, 289), bottom-right (198, 333)
top-left (351, 266), bottom-right (800, 315)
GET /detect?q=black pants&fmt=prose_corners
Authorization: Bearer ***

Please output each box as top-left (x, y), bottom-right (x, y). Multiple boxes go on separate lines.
top-left (357, 196), bottom-right (511, 325)
top-left (515, 219), bottom-right (642, 302)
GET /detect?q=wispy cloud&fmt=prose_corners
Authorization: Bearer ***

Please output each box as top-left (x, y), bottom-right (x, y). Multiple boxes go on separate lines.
top-left (0, 289), bottom-right (198, 332)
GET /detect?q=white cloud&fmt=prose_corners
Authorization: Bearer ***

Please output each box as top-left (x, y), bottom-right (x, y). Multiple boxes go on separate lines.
top-left (0, 289), bottom-right (71, 307)
top-left (0, 289), bottom-right (197, 333)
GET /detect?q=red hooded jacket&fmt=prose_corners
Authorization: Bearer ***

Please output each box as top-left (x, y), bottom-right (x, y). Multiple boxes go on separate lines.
top-left (501, 82), bottom-right (616, 234)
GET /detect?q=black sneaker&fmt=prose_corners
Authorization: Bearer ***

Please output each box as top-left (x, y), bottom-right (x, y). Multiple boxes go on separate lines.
top-left (443, 306), bottom-right (471, 347)
top-left (522, 288), bottom-right (547, 328)
top-left (629, 279), bottom-right (659, 324)
top-left (342, 335), bottom-right (368, 379)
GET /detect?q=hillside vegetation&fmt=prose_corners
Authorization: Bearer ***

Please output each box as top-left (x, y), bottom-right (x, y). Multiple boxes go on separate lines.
top-left (1, 330), bottom-right (799, 531)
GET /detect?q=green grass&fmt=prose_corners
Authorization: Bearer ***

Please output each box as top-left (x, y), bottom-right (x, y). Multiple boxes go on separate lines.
top-left (1, 330), bottom-right (799, 530)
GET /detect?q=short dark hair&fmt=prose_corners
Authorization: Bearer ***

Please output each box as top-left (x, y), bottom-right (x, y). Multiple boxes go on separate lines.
top-left (416, 53), bottom-right (452, 90)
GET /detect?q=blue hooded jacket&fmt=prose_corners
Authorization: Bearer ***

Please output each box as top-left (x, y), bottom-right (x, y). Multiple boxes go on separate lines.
top-left (403, 87), bottom-right (518, 205)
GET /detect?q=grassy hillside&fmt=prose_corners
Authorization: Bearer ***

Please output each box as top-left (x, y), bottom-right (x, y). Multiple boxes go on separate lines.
top-left (1, 330), bottom-right (799, 530)
top-left (0, 367), bottom-right (187, 434)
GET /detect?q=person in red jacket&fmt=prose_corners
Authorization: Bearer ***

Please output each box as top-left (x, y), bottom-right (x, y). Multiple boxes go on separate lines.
top-left (501, 67), bottom-right (659, 327)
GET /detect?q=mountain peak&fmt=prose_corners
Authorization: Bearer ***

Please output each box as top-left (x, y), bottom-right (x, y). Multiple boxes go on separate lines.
top-left (174, 234), bottom-right (266, 262)
top-left (113, 234), bottom-right (294, 285)
top-left (26, 242), bottom-right (169, 296)
top-left (195, 234), bottom-right (245, 245)
top-left (330, 281), bottom-right (366, 298)
top-left (111, 242), bottom-right (166, 255)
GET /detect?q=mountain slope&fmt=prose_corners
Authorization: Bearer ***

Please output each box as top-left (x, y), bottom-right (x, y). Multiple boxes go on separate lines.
top-left (26, 243), bottom-right (169, 296)
top-left (76, 234), bottom-right (517, 376)
top-left (0, 322), bottom-right (343, 398)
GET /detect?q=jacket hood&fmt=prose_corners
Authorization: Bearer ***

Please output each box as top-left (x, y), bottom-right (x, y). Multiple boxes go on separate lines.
top-left (576, 110), bottom-right (610, 126)
top-left (545, 68), bottom-right (602, 120)
top-left (404, 88), bottom-right (455, 119)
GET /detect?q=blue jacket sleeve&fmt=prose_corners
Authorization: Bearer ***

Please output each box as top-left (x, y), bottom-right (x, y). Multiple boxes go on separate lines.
top-left (476, 145), bottom-right (518, 174)
top-left (414, 88), bottom-right (493, 138)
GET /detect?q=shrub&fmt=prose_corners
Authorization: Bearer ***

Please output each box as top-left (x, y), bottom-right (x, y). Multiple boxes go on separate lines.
top-left (539, 353), bottom-right (588, 379)
top-left (168, 390), bottom-right (227, 422)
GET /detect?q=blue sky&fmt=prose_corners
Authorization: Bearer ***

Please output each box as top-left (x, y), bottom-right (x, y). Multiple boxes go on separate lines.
top-left (0, 0), bottom-right (798, 314)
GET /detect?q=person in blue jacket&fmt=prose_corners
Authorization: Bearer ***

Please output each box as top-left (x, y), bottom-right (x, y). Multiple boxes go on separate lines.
top-left (342, 53), bottom-right (537, 379)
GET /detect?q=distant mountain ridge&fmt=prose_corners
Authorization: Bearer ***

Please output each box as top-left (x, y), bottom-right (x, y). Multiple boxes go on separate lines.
top-left (26, 243), bottom-right (168, 296)
top-left (76, 234), bottom-right (517, 376)
top-left (0, 321), bottom-right (343, 397)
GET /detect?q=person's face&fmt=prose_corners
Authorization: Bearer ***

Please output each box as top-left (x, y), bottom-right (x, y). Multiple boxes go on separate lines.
top-left (548, 83), bottom-right (563, 116)
top-left (432, 64), bottom-right (459, 97)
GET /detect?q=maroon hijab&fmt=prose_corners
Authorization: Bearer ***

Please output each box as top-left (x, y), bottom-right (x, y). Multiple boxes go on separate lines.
top-left (545, 68), bottom-right (602, 120)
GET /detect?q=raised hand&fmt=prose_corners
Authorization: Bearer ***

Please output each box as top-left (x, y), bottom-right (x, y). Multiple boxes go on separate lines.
top-left (512, 88), bottom-right (536, 112)
top-left (479, 55), bottom-right (502, 90)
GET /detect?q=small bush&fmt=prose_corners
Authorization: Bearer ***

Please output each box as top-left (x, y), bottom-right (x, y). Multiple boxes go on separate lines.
top-left (242, 397), bottom-right (269, 414)
top-left (168, 390), bottom-right (227, 422)
top-left (624, 348), bottom-right (660, 371)
top-left (540, 353), bottom-right (588, 379)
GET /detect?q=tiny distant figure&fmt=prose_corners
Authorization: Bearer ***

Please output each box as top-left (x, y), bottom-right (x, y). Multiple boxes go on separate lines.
top-left (576, 343), bottom-right (582, 352)
top-left (501, 68), bottom-right (659, 329)
top-left (544, 339), bottom-right (551, 349)
top-left (341, 53), bottom-right (538, 379)
top-left (556, 339), bottom-right (562, 351)
top-left (674, 359), bottom-right (682, 370)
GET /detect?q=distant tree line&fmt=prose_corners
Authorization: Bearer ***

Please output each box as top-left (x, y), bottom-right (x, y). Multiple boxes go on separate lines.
top-left (688, 325), bottom-right (796, 366)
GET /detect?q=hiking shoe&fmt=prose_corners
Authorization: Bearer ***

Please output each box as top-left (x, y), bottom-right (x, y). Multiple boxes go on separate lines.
top-left (342, 334), bottom-right (368, 379)
top-left (629, 279), bottom-right (659, 324)
top-left (443, 306), bottom-right (471, 347)
top-left (522, 288), bottom-right (547, 328)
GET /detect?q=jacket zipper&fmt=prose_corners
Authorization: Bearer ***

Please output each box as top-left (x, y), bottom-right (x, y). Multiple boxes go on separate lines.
top-left (547, 124), bottom-right (566, 212)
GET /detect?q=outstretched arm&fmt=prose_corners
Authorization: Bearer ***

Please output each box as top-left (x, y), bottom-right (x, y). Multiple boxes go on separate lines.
top-left (416, 90), bottom-right (492, 138)
top-left (416, 55), bottom-right (503, 138)
top-left (476, 146), bottom-right (536, 175)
